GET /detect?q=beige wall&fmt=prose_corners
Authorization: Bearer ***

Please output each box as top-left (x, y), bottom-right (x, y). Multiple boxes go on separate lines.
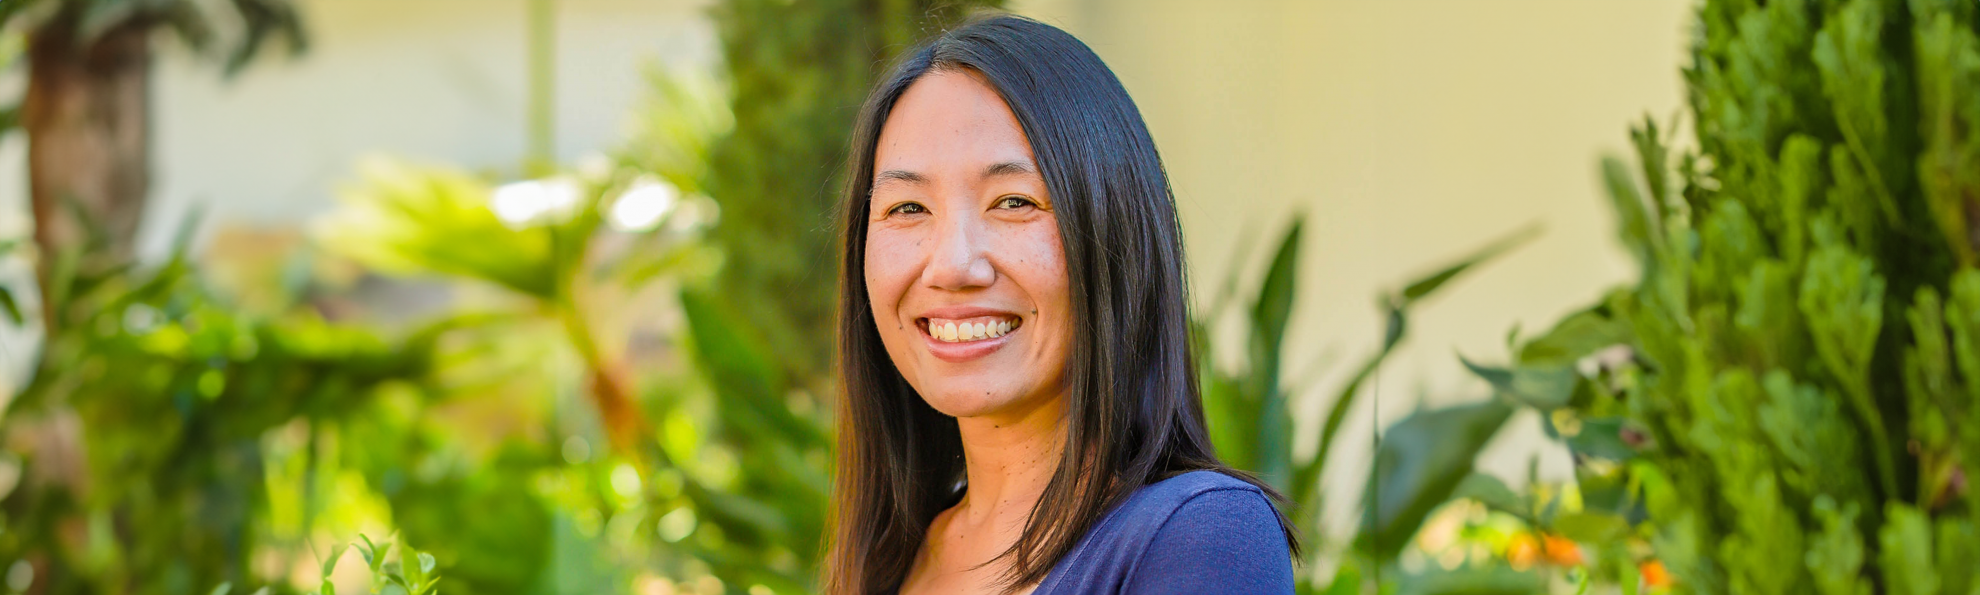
top-left (143, 0), bottom-right (716, 256)
top-left (1011, 0), bottom-right (1692, 536)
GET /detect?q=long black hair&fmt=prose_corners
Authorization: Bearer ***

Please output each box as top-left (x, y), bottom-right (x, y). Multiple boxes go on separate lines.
top-left (827, 14), bottom-right (1298, 593)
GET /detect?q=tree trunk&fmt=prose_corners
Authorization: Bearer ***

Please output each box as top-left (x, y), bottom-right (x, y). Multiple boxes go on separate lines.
top-left (23, 18), bottom-right (153, 335)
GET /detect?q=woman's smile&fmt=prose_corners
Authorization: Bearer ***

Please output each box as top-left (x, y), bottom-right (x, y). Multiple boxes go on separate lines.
top-left (915, 306), bottom-right (1027, 362)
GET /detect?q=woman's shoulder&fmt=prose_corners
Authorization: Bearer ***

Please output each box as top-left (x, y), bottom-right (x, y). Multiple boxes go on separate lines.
top-left (1033, 470), bottom-right (1294, 594)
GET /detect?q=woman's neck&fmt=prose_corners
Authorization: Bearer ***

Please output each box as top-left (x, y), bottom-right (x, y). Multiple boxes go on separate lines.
top-left (900, 395), bottom-right (1066, 595)
top-left (951, 393), bottom-right (1067, 528)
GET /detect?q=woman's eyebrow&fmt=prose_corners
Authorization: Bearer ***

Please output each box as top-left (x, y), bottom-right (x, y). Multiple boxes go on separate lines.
top-left (873, 169), bottom-right (927, 187)
top-left (982, 160), bottom-right (1038, 179)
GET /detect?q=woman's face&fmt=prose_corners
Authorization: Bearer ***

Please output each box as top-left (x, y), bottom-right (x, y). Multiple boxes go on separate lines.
top-left (864, 69), bottom-right (1074, 420)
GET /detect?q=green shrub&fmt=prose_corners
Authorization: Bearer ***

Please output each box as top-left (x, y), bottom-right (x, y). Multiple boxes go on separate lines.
top-left (1486, 0), bottom-right (1980, 592)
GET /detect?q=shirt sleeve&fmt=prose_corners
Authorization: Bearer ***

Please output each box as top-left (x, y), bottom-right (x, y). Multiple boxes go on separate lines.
top-left (1123, 488), bottom-right (1296, 594)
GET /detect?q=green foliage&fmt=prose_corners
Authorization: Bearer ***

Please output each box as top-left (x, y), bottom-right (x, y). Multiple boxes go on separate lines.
top-left (1491, 0), bottom-right (1980, 592)
top-left (1194, 216), bottom-right (1536, 591)
top-left (222, 533), bottom-right (443, 595)
top-left (0, 214), bottom-right (444, 593)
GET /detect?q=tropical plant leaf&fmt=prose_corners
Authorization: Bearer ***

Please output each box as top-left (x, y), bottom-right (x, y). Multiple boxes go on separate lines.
top-left (1248, 218), bottom-right (1302, 489)
top-left (1289, 226), bottom-right (1535, 530)
top-left (1459, 355), bottom-right (1577, 410)
top-left (223, 0), bottom-right (309, 76)
top-left (1357, 400), bottom-right (1515, 560)
top-left (1399, 224), bottom-right (1540, 305)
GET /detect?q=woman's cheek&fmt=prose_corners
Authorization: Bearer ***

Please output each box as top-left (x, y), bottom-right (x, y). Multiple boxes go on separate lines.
top-left (1011, 219), bottom-right (1067, 290)
top-left (865, 228), bottom-right (922, 324)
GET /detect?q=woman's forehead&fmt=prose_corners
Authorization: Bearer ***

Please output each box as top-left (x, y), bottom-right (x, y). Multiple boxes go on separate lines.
top-left (873, 70), bottom-right (1037, 180)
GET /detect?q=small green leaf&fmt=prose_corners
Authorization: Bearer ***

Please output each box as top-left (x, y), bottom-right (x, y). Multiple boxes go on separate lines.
top-left (1400, 224), bottom-right (1540, 305)
top-left (322, 543), bottom-right (349, 580)
top-left (419, 551), bottom-right (436, 575)
top-left (210, 583), bottom-right (232, 595)
top-left (0, 286), bottom-right (25, 327)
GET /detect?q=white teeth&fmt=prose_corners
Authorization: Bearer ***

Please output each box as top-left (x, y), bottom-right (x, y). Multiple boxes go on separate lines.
top-left (927, 318), bottom-right (1019, 342)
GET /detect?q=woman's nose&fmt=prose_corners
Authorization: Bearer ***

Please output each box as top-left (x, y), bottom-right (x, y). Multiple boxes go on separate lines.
top-left (922, 215), bottom-right (997, 291)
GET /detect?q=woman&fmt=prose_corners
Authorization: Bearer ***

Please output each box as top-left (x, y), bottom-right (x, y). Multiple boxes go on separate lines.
top-left (828, 14), bottom-right (1299, 595)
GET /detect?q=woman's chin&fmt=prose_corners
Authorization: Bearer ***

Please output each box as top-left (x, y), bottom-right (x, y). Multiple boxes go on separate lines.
top-left (917, 384), bottom-right (1041, 420)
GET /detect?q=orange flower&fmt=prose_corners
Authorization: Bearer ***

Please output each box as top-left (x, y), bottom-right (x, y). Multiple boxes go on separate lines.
top-left (1639, 559), bottom-right (1672, 588)
top-left (1506, 533), bottom-right (1583, 569)
top-left (1541, 534), bottom-right (1583, 566)
top-left (1506, 534), bottom-right (1539, 570)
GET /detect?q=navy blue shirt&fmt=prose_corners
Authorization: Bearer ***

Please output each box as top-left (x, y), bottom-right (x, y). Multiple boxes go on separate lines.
top-left (1033, 470), bottom-right (1296, 594)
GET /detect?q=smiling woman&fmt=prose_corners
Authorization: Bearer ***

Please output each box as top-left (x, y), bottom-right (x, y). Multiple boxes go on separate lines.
top-left (827, 15), bottom-right (1298, 595)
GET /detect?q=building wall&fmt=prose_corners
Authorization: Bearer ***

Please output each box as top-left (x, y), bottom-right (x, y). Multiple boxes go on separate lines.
top-left (143, 0), bottom-right (717, 255)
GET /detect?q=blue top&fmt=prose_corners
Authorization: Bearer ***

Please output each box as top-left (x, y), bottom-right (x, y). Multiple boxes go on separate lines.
top-left (1033, 470), bottom-right (1296, 594)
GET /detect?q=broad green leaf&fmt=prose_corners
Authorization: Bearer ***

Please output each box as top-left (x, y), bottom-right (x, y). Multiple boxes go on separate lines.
top-left (1248, 218), bottom-right (1302, 489)
top-left (1357, 400), bottom-right (1515, 560)
top-left (1458, 355), bottom-right (1577, 410)
top-left (1514, 308), bottom-right (1628, 366)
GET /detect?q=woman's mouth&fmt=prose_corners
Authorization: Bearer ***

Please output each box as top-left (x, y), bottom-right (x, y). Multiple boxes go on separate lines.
top-left (918, 315), bottom-right (1022, 343)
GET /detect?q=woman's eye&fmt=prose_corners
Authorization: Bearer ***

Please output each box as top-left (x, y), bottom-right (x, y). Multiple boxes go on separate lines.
top-left (996, 196), bottom-right (1035, 210)
top-left (888, 202), bottom-right (927, 216)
